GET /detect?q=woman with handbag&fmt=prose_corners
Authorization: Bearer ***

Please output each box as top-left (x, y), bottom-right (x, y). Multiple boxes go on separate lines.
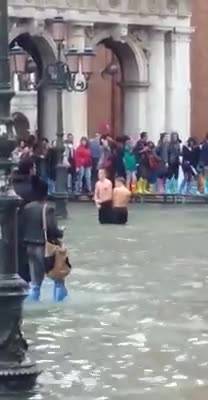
top-left (22, 180), bottom-right (69, 302)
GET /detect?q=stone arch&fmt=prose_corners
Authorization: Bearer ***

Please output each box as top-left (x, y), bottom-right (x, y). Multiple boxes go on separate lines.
top-left (12, 112), bottom-right (30, 140)
top-left (9, 25), bottom-right (57, 70)
top-left (91, 30), bottom-right (149, 136)
top-left (91, 30), bottom-right (149, 83)
top-left (9, 25), bottom-right (57, 141)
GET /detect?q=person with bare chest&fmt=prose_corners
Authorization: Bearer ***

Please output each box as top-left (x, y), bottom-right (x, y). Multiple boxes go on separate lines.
top-left (112, 177), bottom-right (131, 224)
top-left (94, 169), bottom-right (113, 224)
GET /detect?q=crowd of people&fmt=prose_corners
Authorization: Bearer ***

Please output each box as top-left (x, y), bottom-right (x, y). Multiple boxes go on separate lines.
top-left (11, 129), bottom-right (208, 197)
top-left (9, 127), bottom-right (208, 301)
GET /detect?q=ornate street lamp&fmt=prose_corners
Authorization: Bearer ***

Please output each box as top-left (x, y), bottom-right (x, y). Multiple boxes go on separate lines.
top-left (65, 47), bottom-right (95, 92)
top-left (0, 0), bottom-right (39, 392)
top-left (52, 16), bottom-right (65, 43)
top-left (48, 17), bottom-right (95, 217)
top-left (10, 43), bottom-right (28, 91)
top-left (10, 43), bottom-right (27, 74)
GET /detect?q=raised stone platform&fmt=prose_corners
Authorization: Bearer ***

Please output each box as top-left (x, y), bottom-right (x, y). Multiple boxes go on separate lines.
top-left (132, 194), bottom-right (208, 204)
top-left (63, 193), bottom-right (208, 205)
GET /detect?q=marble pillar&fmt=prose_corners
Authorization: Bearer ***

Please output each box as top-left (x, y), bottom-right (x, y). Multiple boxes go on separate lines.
top-left (63, 89), bottom-right (87, 145)
top-left (123, 82), bottom-right (148, 141)
top-left (148, 29), bottom-right (166, 142)
top-left (39, 87), bottom-right (57, 141)
top-left (165, 30), bottom-right (191, 142)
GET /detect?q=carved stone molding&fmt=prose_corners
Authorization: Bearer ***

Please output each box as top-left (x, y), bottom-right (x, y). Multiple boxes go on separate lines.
top-left (8, 0), bottom-right (191, 17)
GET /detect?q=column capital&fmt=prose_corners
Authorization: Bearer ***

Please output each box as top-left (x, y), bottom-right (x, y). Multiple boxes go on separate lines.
top-left (69, 23), bottom-right (93, 36)
top-left (110, 24), bottom-right (128, 42)
top-left (67, 23), bottom-right (93, 49)
top-left (171, 27), bottom-right (193, 43)
top-left (149, 26), bottom-right (167, 41)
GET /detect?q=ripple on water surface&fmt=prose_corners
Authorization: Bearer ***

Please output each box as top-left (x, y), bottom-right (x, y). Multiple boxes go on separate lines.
top-left (5, 204), bottom-right (208, 400)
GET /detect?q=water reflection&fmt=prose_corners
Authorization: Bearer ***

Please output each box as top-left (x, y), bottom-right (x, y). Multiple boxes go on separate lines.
top-left (4, 204), bottom-right (208, 400)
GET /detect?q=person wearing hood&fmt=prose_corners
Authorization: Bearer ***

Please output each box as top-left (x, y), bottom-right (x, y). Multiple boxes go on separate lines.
top-left (156, 133), bottom-right (169, 193)
top-left (75, 137), bottom-right (92, 194)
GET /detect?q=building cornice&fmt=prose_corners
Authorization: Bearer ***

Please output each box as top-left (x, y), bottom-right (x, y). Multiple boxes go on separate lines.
top-left (8, 0), bottom-right (191, 19)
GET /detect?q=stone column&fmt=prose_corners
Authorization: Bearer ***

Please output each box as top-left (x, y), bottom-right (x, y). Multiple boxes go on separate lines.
top-left (38, 87), bottom-right (57, 141)
top-left (63, 25), bottom-right (88, 145)
top-left (148, 29), bottom-right (166, 142)
top-left (165, 30), bottom-right (191, 142)
top-left (122, 82), bottom-right (148, 141)
top-left (63, 90), bottom-right (87, 145)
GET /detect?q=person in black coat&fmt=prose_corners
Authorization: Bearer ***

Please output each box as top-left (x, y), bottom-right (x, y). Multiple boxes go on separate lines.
top-left (21, 180), bottom-right (65, 302)
top-left (12, 157), bottom-right (45, 283)
top-left (113, 137), bottom-right (127, 179)
top-left (180, 138), bottom-right (200, 194)
top-left (182, 138), bottom-right (200, 171)
top-left (199, 133), bottom-right (208, 171)
top-left (168, 132), bottom-right (181, 180)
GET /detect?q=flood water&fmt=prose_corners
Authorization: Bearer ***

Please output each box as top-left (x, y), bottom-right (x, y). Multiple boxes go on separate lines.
top-left (6, 203), bottom-right (208, 400)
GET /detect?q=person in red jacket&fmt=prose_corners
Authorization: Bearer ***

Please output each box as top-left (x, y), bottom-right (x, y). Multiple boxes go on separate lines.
top-left (75, 137), bottom-right (92, 194)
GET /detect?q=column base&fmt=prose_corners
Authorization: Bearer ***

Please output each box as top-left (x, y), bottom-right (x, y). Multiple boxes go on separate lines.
top-left (54, 195), bottom-right (68, 219)
top-left (0, 196), bottom-right (40, 393)
top-left (53, 163), bottom-right (68, 218)
top-left (0, 274), bottom-right (40, 393)
top-left (0, 362), bottom-right (40, 393)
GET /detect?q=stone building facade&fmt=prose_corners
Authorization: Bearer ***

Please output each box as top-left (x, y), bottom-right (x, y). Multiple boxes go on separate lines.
top-left (8, 0), bottom-right (192, 143)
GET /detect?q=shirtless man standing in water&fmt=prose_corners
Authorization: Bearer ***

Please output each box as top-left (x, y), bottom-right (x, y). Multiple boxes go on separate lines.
top-left (94, 169), bottom-right (113, 224)
top-left (112, 177), bottom-right (131, 224)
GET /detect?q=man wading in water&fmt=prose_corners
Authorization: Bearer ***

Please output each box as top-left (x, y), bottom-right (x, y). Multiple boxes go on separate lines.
top-left (112, 177), bottom-right (131, 224)
top-left (94, 169), bottom-right (113, 224)
top-left (94, 170), bottom-right (131, 225)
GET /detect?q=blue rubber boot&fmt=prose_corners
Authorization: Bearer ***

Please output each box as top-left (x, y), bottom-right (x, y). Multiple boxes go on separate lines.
top-left (28, 285), bottom-right (41, 302)
top-left (179, 179), bottom-right (186, 195)
top-left (169, 178), bottom-right (175, 194)
top-left (54, 281), bottom-right (68, 302)
top-left (190, 180), bottom-right (197, 195)
top-left (186, 181), bottom-right (192, 195)
top-left (165, 179), bottom-right (171, 194)
top-left (173, 178), bottom-right (178, 194)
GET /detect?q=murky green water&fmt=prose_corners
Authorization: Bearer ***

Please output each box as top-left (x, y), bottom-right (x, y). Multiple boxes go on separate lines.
top-left (6, 203), bottom-right (208, 400)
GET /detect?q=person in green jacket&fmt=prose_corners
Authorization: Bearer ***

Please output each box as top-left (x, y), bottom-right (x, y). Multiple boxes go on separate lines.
top-left (123, 141), bottom-right (137, 192)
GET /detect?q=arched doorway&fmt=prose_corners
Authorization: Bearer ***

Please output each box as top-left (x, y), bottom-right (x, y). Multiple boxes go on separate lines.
top-left (9, 29), bottom-right (57, 142)
top-left (89, 34), bottom-right (147, 140)
top-left (88, 44), bottom-right (122, 138)
top-left (12, 112), bottom-right (30, 140)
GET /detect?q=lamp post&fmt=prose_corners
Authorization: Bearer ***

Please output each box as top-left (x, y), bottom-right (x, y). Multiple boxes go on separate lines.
top-left (0, 0), bottom-right (39, 392)
top-left (48, 17), bottom-right (95, 218)
top-left (51, 17), bottom-right (69, 218)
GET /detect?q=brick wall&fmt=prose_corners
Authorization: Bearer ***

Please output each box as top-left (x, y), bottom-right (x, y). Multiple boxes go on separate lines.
top-left (191, 0), bottom-right (208, 140)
